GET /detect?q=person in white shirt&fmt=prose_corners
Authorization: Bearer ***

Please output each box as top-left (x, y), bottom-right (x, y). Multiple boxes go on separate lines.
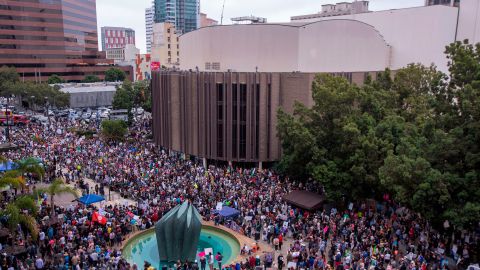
top-left (208, 253), bottom-right (214, 270)
top-left (35, 257), bottom-right (44, 269)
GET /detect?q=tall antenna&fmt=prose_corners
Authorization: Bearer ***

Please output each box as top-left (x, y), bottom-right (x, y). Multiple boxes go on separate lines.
top-left (220, 0), bottom-right (226, 25)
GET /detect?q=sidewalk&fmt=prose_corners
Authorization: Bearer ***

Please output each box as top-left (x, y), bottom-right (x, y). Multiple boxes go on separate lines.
top-left (75, 177), bottom-right (136, 207)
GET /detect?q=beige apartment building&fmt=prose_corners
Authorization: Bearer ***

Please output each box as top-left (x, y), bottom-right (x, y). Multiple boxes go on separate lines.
top-left (151, 23), bottom-right (180, 68)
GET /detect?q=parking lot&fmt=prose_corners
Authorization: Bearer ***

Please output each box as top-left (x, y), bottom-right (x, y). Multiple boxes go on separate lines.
top-left (0, 103), bottom-right (148, 126)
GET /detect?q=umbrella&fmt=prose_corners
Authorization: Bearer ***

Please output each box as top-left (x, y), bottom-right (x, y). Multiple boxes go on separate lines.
top-left (0, 161), bottom-right (18, 172)
top-left (77, 194), bottom-right (105, 205)
top-left (198, 251), bottom-right (206, 257)
top-left (213, 206), bottom-right (240, 218)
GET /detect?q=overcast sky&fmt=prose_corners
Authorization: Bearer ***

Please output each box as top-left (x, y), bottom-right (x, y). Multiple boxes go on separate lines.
top-left (97, 0), bottom-right (424, 53)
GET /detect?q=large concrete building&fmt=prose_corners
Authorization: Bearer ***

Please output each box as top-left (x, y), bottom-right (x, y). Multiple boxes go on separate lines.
top-left (146, 6), bottom-right (155, 53)
top-left (101, 27), bottom-right (136, 51)
top-left (151, 23), bottom-right (180, 68)
top-left (200, 13), bottom-right (218, 27)
top-left (0, 0), bottom-right (132, 82)
top-left (59, 83), bottom-right (120, 108)
top-left (152, 0), bottom-right (480, 166)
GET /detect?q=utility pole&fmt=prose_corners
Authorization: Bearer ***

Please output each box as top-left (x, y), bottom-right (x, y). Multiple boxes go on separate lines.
top-left (220, 0), bottom-right (226, 25)
top-left (5, 95), bottom-right (10, 142)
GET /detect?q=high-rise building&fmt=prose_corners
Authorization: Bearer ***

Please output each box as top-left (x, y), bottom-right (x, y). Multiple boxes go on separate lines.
top-left (154, 0), bottom-right (200, 34)
top-left (151, 23), bottom-right (180, 67)
top-left (101, 27), bottom-right (135, 50)
top-left (200, 13), bottom-right (218, 27)
top-left (0, 0), bottom-right (132, 82)
top-left (146, 6), bottom-right (155, 53)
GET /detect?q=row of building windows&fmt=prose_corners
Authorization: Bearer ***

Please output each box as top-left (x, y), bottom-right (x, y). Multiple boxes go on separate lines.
top-left (104, 37), bottom-right (134, 45)
top-left (0, 15), bottom-right (96, 30)
top-left (0, 35), bottom-right (97, 45)
top-left (0, 26), bottom-right (98, 38)
top-left (205, 62), bottom-right (220, 70)
top-left (0, 44), bottom-right (98, 51)
top-left (1, 63), bottom-right (106, 68)
top-left (213, 82), bottom-right (262, 160)
top-left (0, 3), bottom-right (96, 21)
top-left (0, 54), bottom-right (99, 59)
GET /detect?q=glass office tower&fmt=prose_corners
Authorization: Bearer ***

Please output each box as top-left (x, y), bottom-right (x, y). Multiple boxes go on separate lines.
top-left (154, 0), bottom-right (200, 34)
top-left (0, 0), bottom-right (131, 82)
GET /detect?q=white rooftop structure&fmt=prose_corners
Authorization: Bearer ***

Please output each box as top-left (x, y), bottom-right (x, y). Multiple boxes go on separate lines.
top-left (231, 16), bottom-right (267, 24)
top-left (57, 82), bottom-right (121, 94)
top-left (180, 0), bottom-right (480, 74)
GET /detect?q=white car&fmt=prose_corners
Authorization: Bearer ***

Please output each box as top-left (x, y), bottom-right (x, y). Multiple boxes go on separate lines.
top-left (135, 108), bottom-right (145, 115)
top-left (82, 112), bottom-right (92, 119)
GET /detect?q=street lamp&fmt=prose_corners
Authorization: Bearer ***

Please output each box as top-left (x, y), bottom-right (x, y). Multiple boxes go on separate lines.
top-left (44, 97), bottom-right (50, 125)
top-left (30, 96), bottom-right (35, 111)
top-left (5, 94), bottom-right (12, 142)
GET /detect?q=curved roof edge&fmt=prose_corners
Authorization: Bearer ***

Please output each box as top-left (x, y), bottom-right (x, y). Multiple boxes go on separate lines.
top-left (183, 19), bottom-right (390, 46)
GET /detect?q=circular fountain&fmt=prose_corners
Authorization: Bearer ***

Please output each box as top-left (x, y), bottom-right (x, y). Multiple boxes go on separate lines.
top-left (123, 225), bottom-right (241, 268)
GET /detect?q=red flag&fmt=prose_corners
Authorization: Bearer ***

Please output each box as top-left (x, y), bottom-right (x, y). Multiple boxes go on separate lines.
top-left (92, 212), bottom-right (107, 225)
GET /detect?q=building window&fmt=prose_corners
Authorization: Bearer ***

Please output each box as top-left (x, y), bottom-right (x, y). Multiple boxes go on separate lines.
top-left (205, 62), bottom-right (211, 70)
top-left (217, 83), bottom-right (224, 158)
top-left (239, 83), bottom-right (247, 159)
top-left (168, 37), bottom-right (171, 42)
top-left (167, 28), bottom-right (171, 33)
top-left (232, 83), bottom-right (238, 159)
top-left (212, 62), bottom-right (220, 70)
top-left (267, 83), bottom-right (271, 159)
top-left (255, 83), bottom-right (260, 159)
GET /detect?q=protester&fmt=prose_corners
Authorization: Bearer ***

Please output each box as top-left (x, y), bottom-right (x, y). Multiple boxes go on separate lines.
top-left (0, 115), bottom-right (477, 270)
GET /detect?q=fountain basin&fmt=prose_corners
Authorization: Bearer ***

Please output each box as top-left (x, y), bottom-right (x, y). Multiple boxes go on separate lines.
top-left (123, 225), bottom-right (241, 268)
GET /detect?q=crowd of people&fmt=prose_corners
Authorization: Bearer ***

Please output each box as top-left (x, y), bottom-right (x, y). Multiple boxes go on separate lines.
top-left (0, 116), bottom-right (478, 270)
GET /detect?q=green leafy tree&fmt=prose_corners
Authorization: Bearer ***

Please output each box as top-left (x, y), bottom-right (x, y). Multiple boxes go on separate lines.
top-left (82, 75), bottom-right (101, 83)
top-left (0, 196), bottom-right (39, 240)
top-left (112, 80), bottom-right (134, 110)
top-left (47, 74), bottom-right (65, 84)
top-left (35, 178), bottom-right (78, 215)
top-left (101, 119), bottom-right (128, 141)
top-left (0, 66), bottom-right (19, 85)
top-left (277, 40), bottom-right (480, 229)
top-left (105, 68), bottom-right (126, 82)
top-left (16, 157), bottom-right (45, 182)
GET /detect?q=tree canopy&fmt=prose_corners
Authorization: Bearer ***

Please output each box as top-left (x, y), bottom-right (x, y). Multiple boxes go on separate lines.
top-left (47, 74), bottom-right (65, 84)
top-left (0, 67), bottom-right (70, 108)
top-left (105, 68), bottom-right (126, 82)
top-left (82, 75), bottom-right (101, 83)
top-left (277, 40), bottom-right (480, 230)
top-left (101, 119), bottom-right (128, 141)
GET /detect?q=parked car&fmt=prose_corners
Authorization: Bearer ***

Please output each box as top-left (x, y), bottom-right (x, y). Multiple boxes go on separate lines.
top-left (82, 112), bottom-right (92, 119)
top-left (134, 107), bottom-right (145, 115)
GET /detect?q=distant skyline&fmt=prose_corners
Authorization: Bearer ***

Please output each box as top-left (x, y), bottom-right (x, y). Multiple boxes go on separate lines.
top-left (96, 0), bottom-right (424, 54)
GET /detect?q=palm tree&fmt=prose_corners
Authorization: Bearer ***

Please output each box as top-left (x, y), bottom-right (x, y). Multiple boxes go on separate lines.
top-left (0, 195), bottom-right (39, 240)
top-left (35, 178), bottom-right (78, 215)
top-left (16, 157), bottom-right (45, 182)
top-left (0, 156), bottom-right (26, 200)
top-left (0, 170), bottom-right (25, 190)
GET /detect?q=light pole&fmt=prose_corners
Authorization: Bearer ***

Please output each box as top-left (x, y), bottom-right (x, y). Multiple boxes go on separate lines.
top-left (30, 96), bottom-right (35, 111)
top-left (44, 97), bottom-right (50, 125)
top-left (5, 95), bottom-right (11, 142)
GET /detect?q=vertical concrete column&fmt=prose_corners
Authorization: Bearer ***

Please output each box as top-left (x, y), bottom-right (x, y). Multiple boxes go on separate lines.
top-left (203, 158), bottom-right (207, 169)
top-left (258, 162), bottom-right (263, 170)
